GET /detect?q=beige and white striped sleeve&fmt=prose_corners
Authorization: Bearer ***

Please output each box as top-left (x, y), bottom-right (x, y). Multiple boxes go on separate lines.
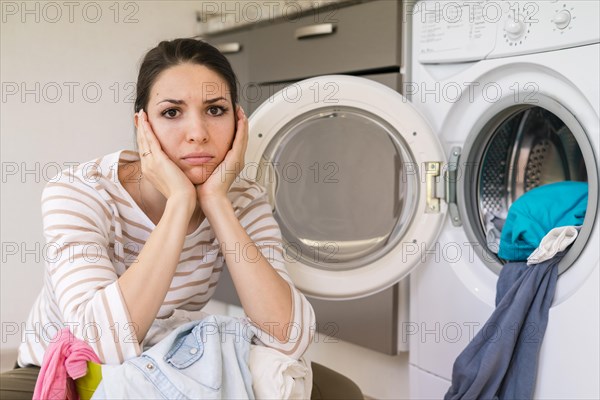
top-left (237, 188), bottom-right (316, 360)
top-left (41, 178), bottom-right (140, 364)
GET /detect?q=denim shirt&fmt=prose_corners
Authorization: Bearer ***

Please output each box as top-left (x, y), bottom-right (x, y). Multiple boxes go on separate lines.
top-left (92, 315), bottom-right (256, 399)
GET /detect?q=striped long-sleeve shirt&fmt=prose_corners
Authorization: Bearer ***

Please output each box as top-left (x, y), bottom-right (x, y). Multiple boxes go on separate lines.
top-left (17, 149), bottom-right (315, 366)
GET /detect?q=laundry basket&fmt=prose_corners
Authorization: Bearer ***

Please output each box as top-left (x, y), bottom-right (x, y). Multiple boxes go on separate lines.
top-left (72, 360), bottom-right (363, 399)
top-left (74, 361), bottom-right (102, 400)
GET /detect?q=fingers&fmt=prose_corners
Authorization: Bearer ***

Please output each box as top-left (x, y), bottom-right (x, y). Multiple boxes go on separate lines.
top-left (140, 111), bottom-right (163, 152)
top-left (137, 110), bottom-right (163, 159)
top-left (232, 106), bottom-right (248, 157)
top-left (136, 110), bottom-right (149, 154)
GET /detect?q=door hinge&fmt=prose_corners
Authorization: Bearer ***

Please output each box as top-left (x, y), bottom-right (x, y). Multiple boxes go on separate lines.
top-left (424, 147), bottom-right (462, 224)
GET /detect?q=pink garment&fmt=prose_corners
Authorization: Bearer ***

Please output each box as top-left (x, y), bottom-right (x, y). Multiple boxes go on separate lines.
top-left (33, 328), bottom-right (101, 400)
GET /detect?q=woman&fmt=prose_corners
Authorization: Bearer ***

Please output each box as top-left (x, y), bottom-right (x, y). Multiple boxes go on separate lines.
top-left (0, 38), bottom-right (316, 398)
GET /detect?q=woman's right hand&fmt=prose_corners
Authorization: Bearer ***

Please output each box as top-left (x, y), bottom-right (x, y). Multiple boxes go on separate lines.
top-left (136, 109), bottom-right (197, 216)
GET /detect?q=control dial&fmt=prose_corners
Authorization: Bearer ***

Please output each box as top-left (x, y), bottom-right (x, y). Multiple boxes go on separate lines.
top-left (504, 15), bottom-right (526, 40)
top-left (553, 10), bottom-right (572, 30)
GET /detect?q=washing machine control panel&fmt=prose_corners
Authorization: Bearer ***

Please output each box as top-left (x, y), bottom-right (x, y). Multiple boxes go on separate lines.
top-left (416, 0), bottom-right (599, 64)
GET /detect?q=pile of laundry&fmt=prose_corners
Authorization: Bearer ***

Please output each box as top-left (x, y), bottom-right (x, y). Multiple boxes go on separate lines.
top-left (446, 181), bottom-right (588, 400)
top-left (33, 315), bottom-right (312, 400)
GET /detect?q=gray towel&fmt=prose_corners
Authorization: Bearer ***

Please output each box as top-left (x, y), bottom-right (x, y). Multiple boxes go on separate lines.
top-left (444, 253), bottom-right (561, 400)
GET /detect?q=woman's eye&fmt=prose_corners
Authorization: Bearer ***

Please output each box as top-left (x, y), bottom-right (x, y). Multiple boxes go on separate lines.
top-left (162, 108), bottom-right (179, 118)
top-left (207, 106), bottom-right (225, 116)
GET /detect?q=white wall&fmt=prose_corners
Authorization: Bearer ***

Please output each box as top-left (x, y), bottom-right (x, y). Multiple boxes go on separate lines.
top-left (1, 1), bottom-right (409, 398)
top-left (1, 0), bottom-right (203, 365)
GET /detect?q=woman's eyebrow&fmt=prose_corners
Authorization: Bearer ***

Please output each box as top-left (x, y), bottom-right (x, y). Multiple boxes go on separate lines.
top-left (156, 98), bottom-right (185, 105)
top-left (155, 97), bottom-right (227, 105)
top-left (205, 96), bottom-right (227, 104)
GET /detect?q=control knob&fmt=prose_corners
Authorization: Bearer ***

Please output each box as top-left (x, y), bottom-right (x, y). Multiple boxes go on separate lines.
top-left (504, 16), bottom-right (526, 40)
top-left (553, 10), bottom-right (571, 30)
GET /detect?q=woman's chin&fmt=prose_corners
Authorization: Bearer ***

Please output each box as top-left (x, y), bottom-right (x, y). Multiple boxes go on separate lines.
top-left (182, 164), bottom-right (218, 185)
top-left (187, 171), bottom-right (211, 185)
top-left (189, 176), bottom-right (208, 185)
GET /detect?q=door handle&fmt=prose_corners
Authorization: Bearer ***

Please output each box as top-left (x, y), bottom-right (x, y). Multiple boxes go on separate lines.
top-left (425, 162), bottom-right (441, 213)
top-left (295, 23), bottom-right (336, 40)
top-left (215, 42), bottom-right (242, 54)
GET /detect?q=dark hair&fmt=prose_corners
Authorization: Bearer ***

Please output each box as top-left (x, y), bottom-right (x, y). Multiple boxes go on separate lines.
top-left (134, 38), bottom-right (238, 113)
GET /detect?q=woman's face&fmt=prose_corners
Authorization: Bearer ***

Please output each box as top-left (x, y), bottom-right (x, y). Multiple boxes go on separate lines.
top-left (142, 63), bottom-right (236, 185)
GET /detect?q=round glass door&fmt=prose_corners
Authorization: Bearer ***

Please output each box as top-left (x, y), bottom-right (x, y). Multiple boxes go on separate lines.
top-left (246, 75), bottom-right (447, 299)
top-left (257, 106), bottom-right (417, 271)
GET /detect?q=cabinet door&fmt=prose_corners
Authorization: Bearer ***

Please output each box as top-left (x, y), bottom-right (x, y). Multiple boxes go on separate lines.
top-left (209, 247), bottom-right (405, 354)
top-left (205, 31), bottom-right (252, 113)
top-left (250, 72), bottom-right (401, 114)
top-left (249, 0), bottom-right (401, 83)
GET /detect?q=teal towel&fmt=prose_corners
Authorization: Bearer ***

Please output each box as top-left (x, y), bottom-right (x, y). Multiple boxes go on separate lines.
top-left (498, 181), bottom-right (588, 261)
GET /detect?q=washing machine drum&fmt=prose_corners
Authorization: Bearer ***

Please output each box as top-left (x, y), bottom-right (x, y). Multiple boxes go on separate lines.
top-left (479, 107), bottom-right (587, 219)
top-left (462, 105), bottom-right (594, 276)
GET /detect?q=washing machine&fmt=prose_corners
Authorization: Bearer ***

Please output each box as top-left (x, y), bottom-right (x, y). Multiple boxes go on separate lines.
top-left (241, 0), bottom-right (598, 398)
top-left (405, 1), bottom-right (600, 398)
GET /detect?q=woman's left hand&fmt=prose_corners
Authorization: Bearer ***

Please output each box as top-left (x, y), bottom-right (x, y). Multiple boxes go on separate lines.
top-left (196, 106), bottom-right (248, 204)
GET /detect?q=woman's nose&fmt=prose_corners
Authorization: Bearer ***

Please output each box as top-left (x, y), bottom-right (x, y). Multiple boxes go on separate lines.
top-left (187, 115), bottom-right (209, 143)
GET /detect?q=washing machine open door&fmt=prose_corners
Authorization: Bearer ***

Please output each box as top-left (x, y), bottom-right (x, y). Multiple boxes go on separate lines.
top-left (244, 75), bottom-right (448, 300)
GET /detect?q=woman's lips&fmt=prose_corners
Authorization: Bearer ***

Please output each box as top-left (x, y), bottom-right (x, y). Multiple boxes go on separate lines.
top-left (182, 156), bottom-right (214, 166)
top-left (183, 152), bottom-right (214, 165)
